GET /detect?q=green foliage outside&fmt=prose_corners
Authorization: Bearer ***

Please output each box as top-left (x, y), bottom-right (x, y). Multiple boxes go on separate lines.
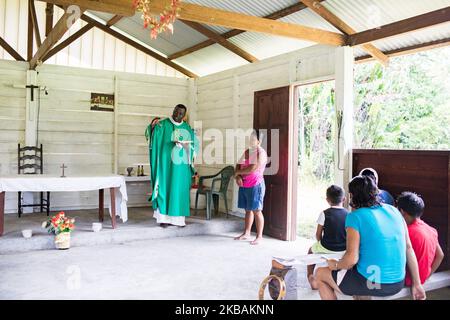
top-left (298, 47), bottom-right (450, 239)
top-left (354, 48), bottom-right (450, 150)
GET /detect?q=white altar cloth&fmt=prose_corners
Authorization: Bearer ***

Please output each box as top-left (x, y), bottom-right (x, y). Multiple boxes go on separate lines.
top-left (0, 175), bottom-right (128, 222)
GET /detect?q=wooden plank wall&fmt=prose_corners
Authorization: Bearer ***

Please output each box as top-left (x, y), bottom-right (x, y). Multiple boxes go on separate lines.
top-left (0, 60), bottom-right (190, 213)
top-left (353, 149), bottom-right (450, 270)
top-left (0, 60), bottom-right (28, 212)
top-left (196, 45), bottom-right (336, 214)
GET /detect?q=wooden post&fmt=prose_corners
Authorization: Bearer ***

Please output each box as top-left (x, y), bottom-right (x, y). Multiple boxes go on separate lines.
top-left (0, 192), bottom-right (4, 236)
top-left (334, 46), bottom-right (354, 204)
top-left (25, 70), bottom-right (38, 147)
top-left (99, 189), bottom-right (104, 222)
top-left (27, 1), bottom-right (33, 61)
top-left (110, 187), bottom-right (116, 229)
top-left (231, 75), bottom-right (240, 214)
top-left (113, 76), bottom-right (119, 174)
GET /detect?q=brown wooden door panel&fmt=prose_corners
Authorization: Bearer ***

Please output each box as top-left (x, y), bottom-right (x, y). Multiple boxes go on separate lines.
top-left (254, 86), bottom-right (296, 241)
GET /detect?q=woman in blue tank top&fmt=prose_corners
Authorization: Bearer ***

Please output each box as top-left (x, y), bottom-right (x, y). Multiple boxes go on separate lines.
top-left (314, 176), bottom-right (426, 300)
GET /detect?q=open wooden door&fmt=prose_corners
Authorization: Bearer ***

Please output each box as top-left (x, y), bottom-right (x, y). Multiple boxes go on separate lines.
top-left (254, 86), bottom-right (297, 241)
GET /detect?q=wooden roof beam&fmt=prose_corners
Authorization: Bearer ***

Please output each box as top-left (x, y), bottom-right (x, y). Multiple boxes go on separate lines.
top-left (168, 1), bottom-right (322, 60)
top-left (29, 0), bottom-right (42, 47)
top-left (42, 24), bottom-right (94, 62)
top-left (349, 6), bottom-right (450, 46)
top-left (81, 14), bottom-right (197, 78)
top-left (355, 37), bottom-right (450, 63)
top-left (27, 2), bottom-right (33, 61)
top-left (300, 0), bottom-right (389, 65)
top-left (148, 0), bottom-right (346, 46)
top-left (36, 0), bottom-right (135, 16)
top-left (0, 36), bottom-right (26, 61)
top-left (180, 20), bottom-right (258, 63)
top-left (30, 7), bottom-right (86, 69)
top-left (106, 15), bottom-right (124, 27)
top-left (45, 3), bottom-right (54, 37)
top-left (42, 8), bottom-right (122, 63)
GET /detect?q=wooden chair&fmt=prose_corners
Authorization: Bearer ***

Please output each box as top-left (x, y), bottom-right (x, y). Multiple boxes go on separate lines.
top-left (17, 144), bottom-right (50, 217)
top-left (194, 166), bottom-right (234, 220)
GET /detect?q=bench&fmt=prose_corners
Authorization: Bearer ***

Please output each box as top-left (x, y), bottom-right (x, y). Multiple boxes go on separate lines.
top-left (371, 271), bottom-right (450, 300)
top-left (266, 255), bottom-right (450, 300)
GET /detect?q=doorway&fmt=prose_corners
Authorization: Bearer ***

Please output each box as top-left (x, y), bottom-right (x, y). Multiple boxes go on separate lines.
top-left (296, 80), bottom-right (336, 240)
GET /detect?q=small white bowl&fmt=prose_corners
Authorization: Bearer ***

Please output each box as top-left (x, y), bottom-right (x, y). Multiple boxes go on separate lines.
top-left (22, 229), bottom-right (33, 238)
top-left (92, 223), bottom-right (102, 232)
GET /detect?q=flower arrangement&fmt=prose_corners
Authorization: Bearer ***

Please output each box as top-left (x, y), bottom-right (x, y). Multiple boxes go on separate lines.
top-left (134, 0), bottom-right (182, 39)
top-left (42, 211), bottom-right (75, 235)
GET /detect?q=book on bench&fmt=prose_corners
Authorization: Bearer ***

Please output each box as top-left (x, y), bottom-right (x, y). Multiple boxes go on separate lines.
top-left (272, 252), bottom-right (345, 267)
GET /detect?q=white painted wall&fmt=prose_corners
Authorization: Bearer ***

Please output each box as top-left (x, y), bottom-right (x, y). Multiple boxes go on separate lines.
top-left (0, 0), bottom-right (186, 78)
top-left (195, 45), bottom-right (338, 215)
top-left (0, 44), bottom-right (342, 216)
top-left (0, 60), bottom-right (190, 213)
top-left (0, 61), bottom-right (27, 212)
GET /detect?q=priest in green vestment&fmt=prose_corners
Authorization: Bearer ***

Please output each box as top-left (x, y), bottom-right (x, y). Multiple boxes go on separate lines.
top-left (147, 104), bottom-right (198, 227)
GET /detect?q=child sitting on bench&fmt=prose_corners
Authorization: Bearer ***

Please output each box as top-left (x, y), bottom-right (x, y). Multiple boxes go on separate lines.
top-left (397, 192), bottom-right (445, 286)
top-left (307, 185), bottom-right (348, 290)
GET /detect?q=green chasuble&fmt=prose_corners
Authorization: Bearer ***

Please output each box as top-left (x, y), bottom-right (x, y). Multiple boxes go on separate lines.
top-left (149, 118), bottom-right (198, 217)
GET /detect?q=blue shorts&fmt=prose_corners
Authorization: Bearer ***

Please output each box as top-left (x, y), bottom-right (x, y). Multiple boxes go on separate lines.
top-left (238, 181), bottom-right (265, 211)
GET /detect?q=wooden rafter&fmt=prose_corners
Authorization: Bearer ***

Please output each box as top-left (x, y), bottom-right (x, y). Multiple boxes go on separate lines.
top-left (106, 15), bottom-right (124, 27)
top-left (30, 7), bottom-right (86, 69)
top-left (45, 3), bottom-right (54, 36)
top-left (349, 6), bottom-right (450, 46)
top-left (81, 14), bottom-right (197, 78)
top-left (180, 20), bottom-right (258, 63)
top-left (356, 38), bottom-right (450, 63)
top-left (0, 36), bottom-right (25, 61)
top-left (27, 2), bottom-right (33, 61)
top-left (37, 0), bottom-right (135, 16)
top-left (148, 0), bottom-right (346, 46)
top-left (29, 0), bottom-right (42, 47)
top-left (169, 2), bottom-right (319, 61)
top-left (42, 24), bottom-right (93, 62)
top-left (300, 0), bottom-right (389, 65)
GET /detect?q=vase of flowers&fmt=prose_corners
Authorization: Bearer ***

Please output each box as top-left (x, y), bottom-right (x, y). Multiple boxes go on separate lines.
top-left (42, 212), bottom-right (75, 250)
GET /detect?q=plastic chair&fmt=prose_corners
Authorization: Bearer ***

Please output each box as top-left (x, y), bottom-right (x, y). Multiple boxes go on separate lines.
top-left (195, 166), bottom-right (234, 220)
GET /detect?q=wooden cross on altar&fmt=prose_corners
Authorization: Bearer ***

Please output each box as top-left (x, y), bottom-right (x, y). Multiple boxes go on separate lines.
top-left (60, 163), bottom-right (67, 178)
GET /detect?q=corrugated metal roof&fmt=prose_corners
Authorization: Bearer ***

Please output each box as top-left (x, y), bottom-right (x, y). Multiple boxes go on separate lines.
top-left (173, 43), bottom-right (248, 76)
top-left (2, 0), bottom-right (449, 76)
top-left (183, 0), bottom-right (300, 34)
top-left (225, 7), bottom-right (343, 61)
top-left (370, 23), bottom-right (450, 55)
top-left (324, 0), bottom-right (450, 31)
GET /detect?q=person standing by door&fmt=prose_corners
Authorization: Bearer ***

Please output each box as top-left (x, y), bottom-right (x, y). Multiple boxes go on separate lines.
top-left (234, 130), bottom-right (268, 245)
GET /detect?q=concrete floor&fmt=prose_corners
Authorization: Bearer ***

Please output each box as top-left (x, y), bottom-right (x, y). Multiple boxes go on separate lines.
top-left (0, 231), bottom-right (315, 300)
top-left (1, 208), bottom-right (449, 300)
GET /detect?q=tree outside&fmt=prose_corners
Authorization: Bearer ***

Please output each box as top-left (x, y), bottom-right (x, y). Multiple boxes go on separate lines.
top-left (297, 47), bottom-right (450, 239)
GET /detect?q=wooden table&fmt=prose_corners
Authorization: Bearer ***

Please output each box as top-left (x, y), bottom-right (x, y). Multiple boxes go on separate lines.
top-left (0, 175), bottom-right (128, 236)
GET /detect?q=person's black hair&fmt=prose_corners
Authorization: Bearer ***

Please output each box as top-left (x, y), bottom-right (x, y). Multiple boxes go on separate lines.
top-left (360, 169), bottom-right (377, 184)
top-left (348, 175), bottom-right (381, 209)
top-left (397, 191), bottom-right (425, 218)
top-left (175, 104), bottom-right (187, 112)
top-left (251, 129), bottom-right (264, 143)
top-left (326, 185), bottom-right (345, 205)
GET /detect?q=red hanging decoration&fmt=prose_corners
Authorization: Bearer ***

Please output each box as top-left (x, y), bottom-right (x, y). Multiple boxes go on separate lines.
top-left (134, 0), bottom-right (182, 39)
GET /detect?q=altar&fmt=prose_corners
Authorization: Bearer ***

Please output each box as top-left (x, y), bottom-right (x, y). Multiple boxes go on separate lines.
top-left (0, 175), bottom-right (128, 236)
